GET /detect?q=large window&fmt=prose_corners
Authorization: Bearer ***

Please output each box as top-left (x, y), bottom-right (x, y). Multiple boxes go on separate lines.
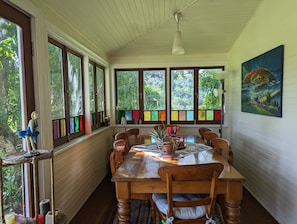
top-left (48, 39), bottom-right (85, 147)
top-left (115, 69), bottom-right (166, 124)
top-left (0, 0), bottom-right (35, 217)
top-left (89, 61), bottom-right (106, 130)
top-left (170, 69), bottom-right (195, 122)
top-left (170, 67), bottom-right (224, 124)
top-left (115, 66), bottom-right (224, 125)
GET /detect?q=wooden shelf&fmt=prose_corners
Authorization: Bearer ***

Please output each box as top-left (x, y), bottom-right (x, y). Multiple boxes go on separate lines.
top-left (0, 149), bottom-right (55, 224)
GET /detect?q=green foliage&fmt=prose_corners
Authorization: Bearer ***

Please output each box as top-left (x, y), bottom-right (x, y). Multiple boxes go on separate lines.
top-left (116, 71), bottom-right (139, 110)
top-left (198, 69), bottom-right (222, 109)
top-left (48, 42), bottom-right (65, 119)
top-left (2, 165), bottom-right (23, 213)
top-left (144, 70), bottom-right (165, 110)
top-left (67, 52), bottom-right (83, 116)
top-left (116, 68), bottom-right (223, 116)
top-left (171, 70), bottom-right (194, 110)
top-left (0, 16), bottom-right (23, 214)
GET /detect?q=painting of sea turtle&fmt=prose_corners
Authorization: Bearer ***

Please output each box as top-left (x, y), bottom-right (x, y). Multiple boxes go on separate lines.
top-left (241, 45), bottom-right (284, 117)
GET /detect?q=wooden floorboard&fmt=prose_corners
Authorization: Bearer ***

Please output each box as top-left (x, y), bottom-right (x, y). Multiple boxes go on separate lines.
top-left (69, 172), bottom-right (279, 224)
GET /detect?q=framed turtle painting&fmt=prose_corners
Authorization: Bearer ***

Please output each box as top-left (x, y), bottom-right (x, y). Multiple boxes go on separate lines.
top-left (241, 45), bottom-right (284, 117)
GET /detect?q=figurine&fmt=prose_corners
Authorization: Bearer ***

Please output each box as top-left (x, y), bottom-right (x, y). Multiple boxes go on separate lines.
top-left (17, 111), bottom-right (40, 157)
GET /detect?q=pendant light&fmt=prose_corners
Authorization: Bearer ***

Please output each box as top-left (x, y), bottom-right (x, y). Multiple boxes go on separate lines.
top-left (172, 12), bottom-right (185, 55)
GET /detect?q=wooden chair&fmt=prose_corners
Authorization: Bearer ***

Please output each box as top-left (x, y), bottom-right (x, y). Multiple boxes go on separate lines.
top-left (126, 128), bottom-right (141, 148)
top-left (111, 138), bottom-right (152, 203)
top-left (152, 163), bottom-right (224, 224)
top-left (201, 131), bottom-right (219, 146)
top-left (110, 139), bottom-right (127, 176)
top-left (212, 138), bottom-right (233, 166)
top-left (211, 137), bottom-right (233, 220)
top-left (197, 127), bottom-right (213, 144)
top-left (114, 132), bottom-right (129, 154)
top-left (198, 127), bottom-right (213, 140)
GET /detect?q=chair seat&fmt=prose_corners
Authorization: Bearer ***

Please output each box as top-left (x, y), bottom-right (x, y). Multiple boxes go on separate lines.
top-left (152, 193), bottom-right (206, 220)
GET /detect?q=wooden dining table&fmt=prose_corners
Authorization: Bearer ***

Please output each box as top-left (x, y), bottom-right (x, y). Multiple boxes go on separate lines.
top-left (111, 136), bottom-right (245, 224)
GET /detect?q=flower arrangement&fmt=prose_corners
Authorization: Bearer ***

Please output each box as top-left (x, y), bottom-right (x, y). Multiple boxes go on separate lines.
top-left (165, 125), bottom-right (180, 135)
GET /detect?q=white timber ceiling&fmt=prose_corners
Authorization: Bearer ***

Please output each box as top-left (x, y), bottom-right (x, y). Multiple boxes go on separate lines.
top-left (29, 0), bottom-right (262, 59)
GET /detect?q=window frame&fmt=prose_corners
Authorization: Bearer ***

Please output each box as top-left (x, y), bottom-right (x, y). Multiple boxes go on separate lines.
top-left (0, 0), bottom-right (36, 217)
top-left (48, 38), bottom-right (85, 147)
top-left (170, 66), bottom-right (225, 125)
top-left (115, 68), bottom-right (167, 124)
top-left (89, 60), bottom-right (107, 130)
top-left (114, 66), bottom-right (225, 125)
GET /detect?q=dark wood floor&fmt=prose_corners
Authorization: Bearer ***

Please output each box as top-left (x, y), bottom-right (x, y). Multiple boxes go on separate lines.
top-left (70, 172), bottom-right (279, 224)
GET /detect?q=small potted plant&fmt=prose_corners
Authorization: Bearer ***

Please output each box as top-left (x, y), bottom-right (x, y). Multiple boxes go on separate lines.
top-left (149, 127), bottom-right (166, 144)
top-left (149, 127), bottom-right (173, 153)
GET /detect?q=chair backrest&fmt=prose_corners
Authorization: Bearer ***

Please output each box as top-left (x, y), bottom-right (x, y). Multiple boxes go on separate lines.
top-left (202, 131), bottom-right (219, 146)
top-left (212, 138), bottom-right (233, 165)
top-left (114, 132), bottom-right (129, 153)
top-left (110, 139), bottom-right (127, 175)
top-left (198, 127), bottom-right (213, 139)
top-left (126, 128), bottom-right (140, 147)
top-left (158, 163), bottom-right (224, 221)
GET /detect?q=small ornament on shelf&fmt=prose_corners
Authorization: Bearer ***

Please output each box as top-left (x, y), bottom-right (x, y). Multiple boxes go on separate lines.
top-left (17, 111), bottom-right (40, 158)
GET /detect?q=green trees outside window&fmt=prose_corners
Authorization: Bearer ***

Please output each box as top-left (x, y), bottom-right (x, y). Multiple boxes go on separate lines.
top-left (0, 1), bottom-right (35, 215)
top-left (89, 62), bottom-right (106, 129)
top-left (116, 70), bottom-right (139, 110)
top-left (115, 69), bottom-right (166, 123)
top-left (170, 67), bottom-right (224, 124)
top-left (48, 39), bottom-right (85, 147)
top-left (48, 42), bottom-right (65, 119)
top-left (0, 15), bottom-right (23, 215)
top-left (115, 67), bottom-right (224, 124)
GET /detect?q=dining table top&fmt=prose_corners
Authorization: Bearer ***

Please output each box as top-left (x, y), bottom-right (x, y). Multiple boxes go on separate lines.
top-left (112, 136), bottom-right (245, 182)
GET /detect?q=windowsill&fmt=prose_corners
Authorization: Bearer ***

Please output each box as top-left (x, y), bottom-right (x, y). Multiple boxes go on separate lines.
top-left (112, 124), bottom-right (227, 128)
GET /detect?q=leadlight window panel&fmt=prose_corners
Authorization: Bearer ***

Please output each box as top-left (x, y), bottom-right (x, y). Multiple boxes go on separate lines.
top-left (116, 70), bottom-right (139, 122)
top-left (48, 39), bottom-right (85, 147)
top-left (143, 69), bottom-right (166, 122)
top-left (198, 68), bottom-right (223, 122)
top-left (170, 69), bottom-right (195, 122)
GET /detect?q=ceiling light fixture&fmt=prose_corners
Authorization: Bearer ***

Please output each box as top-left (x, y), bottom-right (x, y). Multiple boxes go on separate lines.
top-left (172, 12), bottom-right (185, 55)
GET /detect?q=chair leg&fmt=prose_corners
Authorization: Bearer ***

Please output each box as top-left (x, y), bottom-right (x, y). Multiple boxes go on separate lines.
top-left (151, 201), bottom-right (160, 224)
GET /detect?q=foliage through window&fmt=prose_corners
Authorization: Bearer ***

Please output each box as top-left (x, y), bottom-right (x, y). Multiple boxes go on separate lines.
top-left (0, 1), bottom-right (35, 216)
top-left (115, 69), bottom-right (166, 124)
top-left (48, 39), bottom-right (85, 147)
top-left (89, 62), bottom-right (106, 129)
top-left (115, 67), bottom-right (224, 125)
top-left (170, 67), bottom-right (224, 124)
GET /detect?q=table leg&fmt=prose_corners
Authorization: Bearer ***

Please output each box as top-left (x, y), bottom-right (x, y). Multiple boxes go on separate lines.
top-left (117, 199), bottom-right (130, 224)
top-left (225, 199), bottom-right (241, 224)
top-left (224, 181), bottom-right (243, 224)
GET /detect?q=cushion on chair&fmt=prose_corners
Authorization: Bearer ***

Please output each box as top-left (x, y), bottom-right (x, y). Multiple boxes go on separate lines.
top-left (152, 193), bottom-right (207, 219)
